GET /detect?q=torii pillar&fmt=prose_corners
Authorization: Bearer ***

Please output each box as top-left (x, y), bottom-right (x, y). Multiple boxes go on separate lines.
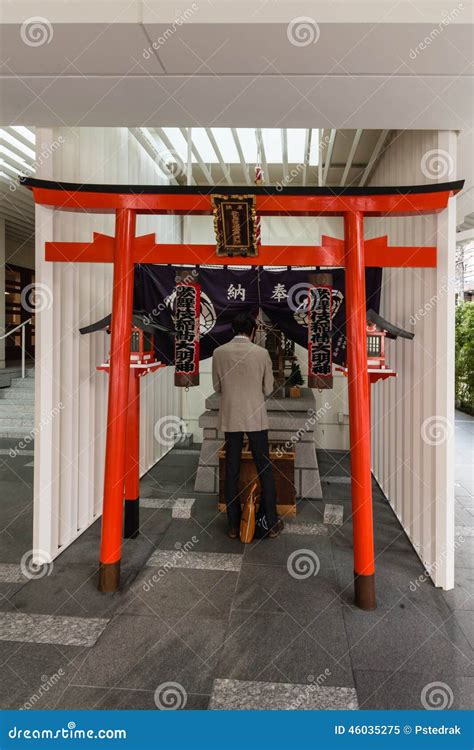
top-left (344, 211), bottom-right (375, 608)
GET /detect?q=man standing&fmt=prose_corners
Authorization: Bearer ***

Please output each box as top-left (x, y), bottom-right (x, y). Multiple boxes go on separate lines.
top-left (212, 313), bottom-right (283, 539)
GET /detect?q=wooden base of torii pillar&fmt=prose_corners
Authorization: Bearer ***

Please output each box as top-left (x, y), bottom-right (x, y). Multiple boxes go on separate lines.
top-left (23, 177), bottom-right (463, 608)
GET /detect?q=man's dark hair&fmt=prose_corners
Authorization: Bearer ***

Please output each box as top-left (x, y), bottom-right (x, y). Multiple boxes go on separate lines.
top-left (232, 312), bottom-right (257, 336)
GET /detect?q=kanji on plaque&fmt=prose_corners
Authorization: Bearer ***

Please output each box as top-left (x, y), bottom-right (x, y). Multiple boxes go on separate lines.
top-left (308, 285), bottom-right (332, 381)
top-left (175, 282), bottom-right (201, 383)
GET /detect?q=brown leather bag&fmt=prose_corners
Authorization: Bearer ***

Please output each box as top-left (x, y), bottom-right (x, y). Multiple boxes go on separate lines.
top-left (240, 482), bottom-right (258, 544)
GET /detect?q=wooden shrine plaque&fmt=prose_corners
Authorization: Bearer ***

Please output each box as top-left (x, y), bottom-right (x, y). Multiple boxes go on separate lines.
top-left (218, 443), bottom-right (296, 518)
top-left (211, 195), bottom-right (258, 257)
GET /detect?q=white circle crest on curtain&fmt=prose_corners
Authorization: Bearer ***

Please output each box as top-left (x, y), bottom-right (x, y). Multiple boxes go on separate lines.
top-left (287, 17), bottom-right (320, 47)
top-left (20, 17), bottom-right (54, 47)
top-left (154, 682), bottom-right (188, 710)
top-left (420, 149), bottom-right (454, 180)
top-left (21, 282), bottom-right (53, 313)
top-left (420, 681), bottom-right (454, 710)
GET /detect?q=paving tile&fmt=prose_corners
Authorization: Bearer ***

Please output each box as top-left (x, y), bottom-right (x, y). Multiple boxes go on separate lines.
top-left (74, 613), bottom-right (225, 695)
top-left (292, 500), bottom-right (325, 524)
top-left (243, 533), bottom-right (333, 568)
top-left (0, 612), bottom-right (109, 647)
top-left (453, 610), bottom-right (474, 650)
top-left (456, 525), bottom-right (474, 538)
top-left (455, 507), bottom-right (474, 526)
top-left (333, 544), bottom-right (453, 613)
top-left (323, 504), bottom-right (344, 525)
top-left (140, 498), bottom-right (175, 509)
top-left (146, 549), bottom-right (242, 573)
top-left (172, 498), bottom-right (196, 519)
top-left (232, 562), bottom-right (341, 626)
top-left (57, 533), bottom-right (157, 570)
top-left (354, 669), bottom-right (474, 710)
top-left (323, 476), bottom-right (351, 484)
top-left (156, 516), bottom-right (243, 555)
top-left (209, 677), bottom-right (358, 710)
top-left (343, 603), bottom-right (474, 676)
top-left (282, 522), bottom-right (328, 536)
top-left (456, 538), bottom-right (474, 568)
top-left (55, 686), bottom-right (209, 710)
top-left (0, 642), bottom-right (86, 709)
top-left (8, 564), bottom-right (138, 618)
top-left (118, 568), bottom-right (237, 624)
top-left (0, 564), bottom-right (25, 583)
top-left (442, 568), bottom-right (474, 611)
top-left (216, 607), bottom-right (353, 688)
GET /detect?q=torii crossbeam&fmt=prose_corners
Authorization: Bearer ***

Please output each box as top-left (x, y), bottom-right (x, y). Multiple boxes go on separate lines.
top-left (23, 178), bottom-right (463, 609)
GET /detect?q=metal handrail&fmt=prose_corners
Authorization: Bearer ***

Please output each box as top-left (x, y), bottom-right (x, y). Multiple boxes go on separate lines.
top-left (0, 318), bottom-right (32, 379)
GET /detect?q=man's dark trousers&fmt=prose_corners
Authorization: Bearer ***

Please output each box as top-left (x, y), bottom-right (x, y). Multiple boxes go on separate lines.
top-left (224, 430), bottom-right (278, 530)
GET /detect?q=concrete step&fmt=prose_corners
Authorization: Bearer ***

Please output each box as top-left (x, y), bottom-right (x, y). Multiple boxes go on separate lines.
top-left (0, 403), bottom-right (34, 415)
top-left (0, 429), bottom-right (35, 439)
top-left (0, 367), bottom-right (34, 387)
top-left (0, 417), bottom-right (34, 428)
top-left (9, 378), bottom-right (35, 389)
top-left (0, 394), bottom-right (35, 404)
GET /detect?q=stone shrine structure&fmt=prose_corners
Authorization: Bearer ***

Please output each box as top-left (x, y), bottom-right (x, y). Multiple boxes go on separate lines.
top-left (194, 387), bottom-right (323, 500)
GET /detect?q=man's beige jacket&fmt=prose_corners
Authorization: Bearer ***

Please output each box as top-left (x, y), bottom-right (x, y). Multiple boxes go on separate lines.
top-left (212, 336), bottom-right (274, 433)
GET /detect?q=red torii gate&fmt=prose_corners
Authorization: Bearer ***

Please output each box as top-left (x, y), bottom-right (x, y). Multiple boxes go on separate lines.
top-left (23, 178), bottom-right (463, 609)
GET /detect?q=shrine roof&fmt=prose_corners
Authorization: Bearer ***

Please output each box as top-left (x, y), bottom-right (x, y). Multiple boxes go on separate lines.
top-left (367, 309), bottom-right (414, 340)
top-left (79, 312), bottom-right (174, 335)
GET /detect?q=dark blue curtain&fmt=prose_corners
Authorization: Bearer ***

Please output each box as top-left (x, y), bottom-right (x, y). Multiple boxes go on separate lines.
top-left (134, 265), bottom-right (382, 367)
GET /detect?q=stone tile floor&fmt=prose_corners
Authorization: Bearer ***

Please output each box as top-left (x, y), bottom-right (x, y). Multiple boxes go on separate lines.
top-left (0, 414), bottom-right (472, 710)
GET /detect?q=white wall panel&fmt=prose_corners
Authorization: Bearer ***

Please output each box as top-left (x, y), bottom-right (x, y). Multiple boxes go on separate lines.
top-left (366, 129), bottom-right (457, 589)
top-left (34, 128), bottom-right (181, 562)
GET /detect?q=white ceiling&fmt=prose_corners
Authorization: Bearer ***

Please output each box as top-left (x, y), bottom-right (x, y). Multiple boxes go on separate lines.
top-left (0, 11), bottom-right (472, 129)
top-left (0, 1), bottom-right (472, 235)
